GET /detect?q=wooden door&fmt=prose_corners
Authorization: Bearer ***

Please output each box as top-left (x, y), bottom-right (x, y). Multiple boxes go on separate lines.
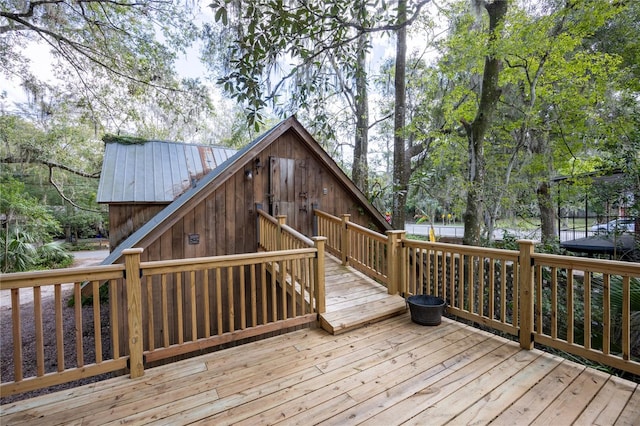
top-left (269, 156), bottom-right (309, 233)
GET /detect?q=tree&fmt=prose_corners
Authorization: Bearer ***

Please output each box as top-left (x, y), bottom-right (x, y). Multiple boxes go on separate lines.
top-left (0, 109), bottom-right (103, 212)
top-left (0, 177), bottom-right (62, 272)
top-left (1, 0), bottom-right (213, 137)
top-left (209, 0), bottom-right (431, 196)
top-left (459, 0), bottom-right (508, 246)
top-left (392, 0), bottom-right (409, 229)
top-left (498, 0), bottom-right (624, 244)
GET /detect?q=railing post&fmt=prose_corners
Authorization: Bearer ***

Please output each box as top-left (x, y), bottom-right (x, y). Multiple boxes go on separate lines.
top-left (123, 248), bottom-right (144, 378)
top-left (518, 240), bottom-right (535, 350)
top-left (386, 230), bottom-right (406, 295)
top-left (312, 236), bottom-right (327, 314)
top-left (341, 214), bottom-right (351, 266)
top-left (276, 215), bottom-right (287, 250)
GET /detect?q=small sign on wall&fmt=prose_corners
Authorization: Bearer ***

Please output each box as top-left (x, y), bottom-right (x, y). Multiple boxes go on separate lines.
top-left (188, 233), bottom-right (200, 245)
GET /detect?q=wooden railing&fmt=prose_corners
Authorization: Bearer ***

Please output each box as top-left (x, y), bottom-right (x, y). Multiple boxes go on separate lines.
top-left (0, 265), bottom-right (128, 396)
top-left (136, 247), bottom-right (323, 364)
top-left (314, 210), bottom-right (405, 293)
top-left (402, 239), bottom-right (521, 336)
top-left (528, 252), bottom-right (640, 374)
top-left (313, 210), bottom-right (640, 376)
top-left (0, 244), bottom-right (326, 396)
top-left (258, 210), bottom-right (314, 251)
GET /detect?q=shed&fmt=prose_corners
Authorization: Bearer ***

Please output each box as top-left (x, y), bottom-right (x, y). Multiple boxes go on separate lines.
top-left (98, 116), bottom-right (390, 264)
top-left (97, 117), bottom-right (391, 353)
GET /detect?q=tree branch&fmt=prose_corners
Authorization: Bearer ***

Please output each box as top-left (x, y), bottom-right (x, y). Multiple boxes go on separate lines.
top-left (2, 156), bottom-right (101, 178)
top-left (48, 166), bottom-right (104, 213)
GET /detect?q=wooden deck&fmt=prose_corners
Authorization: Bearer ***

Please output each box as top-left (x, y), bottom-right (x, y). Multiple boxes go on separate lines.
top-left (2, 313), bottom-right (638, 425)
top-left (320, 255), bottom-right (406, 334)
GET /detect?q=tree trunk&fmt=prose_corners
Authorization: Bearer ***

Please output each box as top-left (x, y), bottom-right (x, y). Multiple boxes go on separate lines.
top-left (462, 0), bottom-right (508, 246)
top-left (537, 181), bottom-right (557, 244)
top-left (391, 0), bottom-right (407, 230)
top-left (352, 33), bottom-right (369, 194)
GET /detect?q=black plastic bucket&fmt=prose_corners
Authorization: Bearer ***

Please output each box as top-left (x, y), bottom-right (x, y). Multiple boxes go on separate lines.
top-left (407, 295), bottom-right (446, 326)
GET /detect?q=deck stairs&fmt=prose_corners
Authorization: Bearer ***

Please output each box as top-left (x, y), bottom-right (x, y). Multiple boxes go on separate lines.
top-left (320, 254), bottom-right (407, 334)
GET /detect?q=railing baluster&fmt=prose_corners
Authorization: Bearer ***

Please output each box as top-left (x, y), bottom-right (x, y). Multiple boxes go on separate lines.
top-left (602, 273), bottom-right (610, 355)
top-left (584, 271), bottom-right (592, 351)
top-left (271, 260), bottom-right (277, 321)
top-left (459, 255), bottom-right (465, 312)
top-left (468, 255), bottom-right (474, 314)
top-left (500, 261), bottom-right (506, 324)
top-left (622, 275), bottom-right (630, 361)
top-left (92, 280), bottom-right (103, 363)
top-left (216, 268), bottom-right (223, 335)
top-left (250, 264), bottom-right (257, 327)
top-left (55, 284), bottom-right (64, 371)
top-left (240, 265), bottom-right (246, 330)
top-left (291, 259), bottom-right (297, 318)
top-left (261, 263), bottom-right (267, 324)
top-left (280, 260), bottom-right (287, 320)
top-left (33, 286), bottom-right (44, 376)
top-left (228, 266), bottom-right (234, 332)
top-left (551, 267), bottom-right (558, 340)
top-left (161, 274), bottom-right (169, 347)
top-left (11, 288), bottom-right (23, 382)
top-left (146, 276), bottom-right (155, 352)
top-left (567, 269), bottom-right (574, 345)
top-left (74, 282), bottom-right (83, 367)
top-left (203, 269), bottom-right (211, 338)
top-left (536, 265), bottom-right (543, 334)
top-left (479, 257), bottom-right (485, 318)
top-left (488, 259), bottom-right (495, 321)
top-left (190, 270), bottom-right (197, 341)
top-left (110, 279), bottom-right (120, 358)
top-left (176, 272), bottom-right (183, 344)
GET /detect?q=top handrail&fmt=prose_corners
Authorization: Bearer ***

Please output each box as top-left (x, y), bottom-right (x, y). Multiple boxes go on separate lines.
top-left (403, 238), bottom-right (520, 260)
top-left (0, 264), bottom-right (125, 289)
top-left (314, 209), bottom-right (340, 222)
top-left (532, 252), bottom-right (640, 276)
top-left (347, 220), bottom-right (389, 243)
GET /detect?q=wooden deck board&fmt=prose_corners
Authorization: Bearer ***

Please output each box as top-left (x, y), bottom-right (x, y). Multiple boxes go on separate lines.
top-left (2, 314), bottom-right (638, 426)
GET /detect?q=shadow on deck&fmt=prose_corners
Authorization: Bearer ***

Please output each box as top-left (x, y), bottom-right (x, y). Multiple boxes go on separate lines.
top-left (320, 254), bottom-right (406, 334)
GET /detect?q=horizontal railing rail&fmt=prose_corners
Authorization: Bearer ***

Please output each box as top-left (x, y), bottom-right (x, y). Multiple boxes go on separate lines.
top-left (0, 265), bottom-right (127, 397)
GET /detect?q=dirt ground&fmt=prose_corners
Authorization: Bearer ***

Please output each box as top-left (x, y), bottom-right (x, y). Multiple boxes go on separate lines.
top-left (0, 250), bottom-right (113, 405)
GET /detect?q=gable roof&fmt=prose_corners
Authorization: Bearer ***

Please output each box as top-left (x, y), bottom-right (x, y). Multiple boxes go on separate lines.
top-left (97, 140), bottom-right (236, 203)
top-left (101, 116), bottom-right (389, 266)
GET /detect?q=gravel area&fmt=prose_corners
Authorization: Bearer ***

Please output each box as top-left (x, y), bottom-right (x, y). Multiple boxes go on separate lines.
top-left (1, 251), bottom-right (115, 405)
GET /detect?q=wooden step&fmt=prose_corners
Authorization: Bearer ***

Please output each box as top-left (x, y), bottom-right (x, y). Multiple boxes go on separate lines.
top-left (320, 295), bottom-right (407, 335)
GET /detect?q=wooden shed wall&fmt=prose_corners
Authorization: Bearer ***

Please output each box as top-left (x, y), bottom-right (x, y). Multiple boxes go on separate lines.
top-left (138, 129), bottom-right (384, 262)
top-left (108, 204), bottom-right (167, 250)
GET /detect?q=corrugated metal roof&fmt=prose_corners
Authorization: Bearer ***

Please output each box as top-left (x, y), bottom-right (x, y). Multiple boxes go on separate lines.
top-left (97, 141), bottom-right (237, 203)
